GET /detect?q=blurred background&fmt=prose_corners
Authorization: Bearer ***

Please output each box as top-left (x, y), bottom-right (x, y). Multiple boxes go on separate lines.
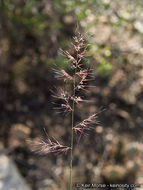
top-left (0, 0), bottom-right (143, 189)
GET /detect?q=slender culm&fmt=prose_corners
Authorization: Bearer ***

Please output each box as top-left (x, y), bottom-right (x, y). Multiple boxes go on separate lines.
top-left (70, 63), bottom-right (77, 190)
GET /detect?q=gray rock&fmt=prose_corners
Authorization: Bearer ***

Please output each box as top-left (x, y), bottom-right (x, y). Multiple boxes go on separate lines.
top-left (0, 154), bottom-right (31, 190)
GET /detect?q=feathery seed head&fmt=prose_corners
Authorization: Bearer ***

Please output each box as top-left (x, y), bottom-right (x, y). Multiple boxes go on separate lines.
top-left (73, 113), bottom-right (99, 138)
top-left (28, 137), bottom-right (70, 155)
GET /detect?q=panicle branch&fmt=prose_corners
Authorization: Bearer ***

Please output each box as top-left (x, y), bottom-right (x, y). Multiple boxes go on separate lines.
top-left (61, 102), bottom-right (72, 113)
top-left (75, 69), bottom-right (89, 90)
top-left (29, 137), bottom-right (70, 155)
top-left (73, 113), bottom-right (99, 137)
top-left (63, 50), bottom-right (77, 64)
top-left (61, 69), bottom-right (73, 81)
top-left (71, 96), bottom-right (85, 104)
top-left (52, 89), bottom-right (73, 113)
top-left (59, 32), bottom-right (87, 70)
top-left (54, 68), bottom-right (74, 82)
